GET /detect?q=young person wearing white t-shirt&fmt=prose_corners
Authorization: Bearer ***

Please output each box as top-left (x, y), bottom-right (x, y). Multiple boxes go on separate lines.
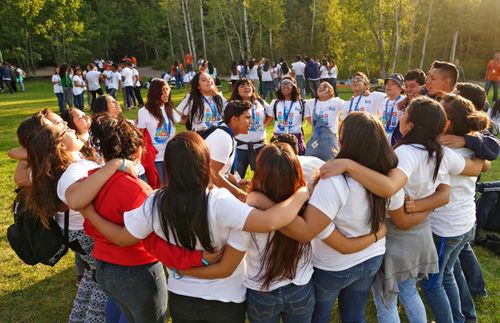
top-left (292, 56), bottom-right (307, 98)
top-left (247, 60), bottom-right (260, 91)
top-left (321, 98), bottom-right (485, 323)
top-left (268, 77), bottom-right (306, 155)
top-left (304, 81), bottom-right (345, 161)
top-left (204, 101), bottom-right (252, 202)
top-left (319, 59), bottom-right (330, 83)
top-left (76, 131), bottom-right (311, 323)
top-left (176, 142), bottom-right (388, 323)
top-left (107, 64), bottom-right (121, 99)
top-left (380, 73), bottom-right (405, 145)
top-left (229, 61), bottom-right (240, 93)
top-left (137, 79), bottom-right (180, 185)
top-left (102, 66), bottom-right (113, 94)
top-left (260, 59), bottom-right (274, 101)
top-left (328, 61), bottom-right (338, 97)
top-left (72, 68), bottom-right (86, 111)
top-left (176, 72), bottom-right (226, 131)
top-left (132, 66), bottom-right (144, 107)
top-left (230, 78), bottom-right (273, 179)
top-left (52, 67), bottom-right (65, 113)
top-left (120, 61), bottom-right (136, 109)
top-left (342, 72), bottom-right (385, 120)
top-left (86, 63), bottom-right (103, 105)
top-left (413, 95), bottom-right (490, 323)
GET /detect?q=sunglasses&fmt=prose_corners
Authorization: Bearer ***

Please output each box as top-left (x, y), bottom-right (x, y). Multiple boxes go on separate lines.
top-left (351, 76), bottom-right (367, 83)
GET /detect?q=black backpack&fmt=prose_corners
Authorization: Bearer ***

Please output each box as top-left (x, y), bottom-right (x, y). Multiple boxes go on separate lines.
top-left (7, 191), bottom-right (72, 266)
top-left (198, 125), bottom-right (235, 157)
top-left (476, 181), bottom-right (500, 232)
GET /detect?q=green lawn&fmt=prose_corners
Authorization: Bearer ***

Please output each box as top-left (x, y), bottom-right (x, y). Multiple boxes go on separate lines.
top-left (0, 79), bottom-right (499, 322)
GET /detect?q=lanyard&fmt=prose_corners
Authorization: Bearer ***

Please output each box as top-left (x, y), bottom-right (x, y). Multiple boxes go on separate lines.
top-left (283, 101), bottom-right (294, 125)
top-left (161, 108), bottom-right (172, 137)
top-left (202, 96), bottom-right (219, 122)
top-left (383, 95), bottom-right (401, 131)
top-left (251, 103), bottom-right (256, 123)
top-left (313, 99), bottom-right (321, 137)
top-left (348, 95), bottom-right (363, 113)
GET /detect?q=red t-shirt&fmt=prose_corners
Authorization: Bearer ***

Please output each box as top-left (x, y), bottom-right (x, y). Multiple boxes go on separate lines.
top-left (486, 60), bottom-right (500, 81)
top-left (85, 170), bottom-right (204, 269)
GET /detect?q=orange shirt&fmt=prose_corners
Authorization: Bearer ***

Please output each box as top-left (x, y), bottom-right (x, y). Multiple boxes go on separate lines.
top-left (486, 60), bottom-right (500, 81)
top-left (185, 53), bottom-right (193, 65)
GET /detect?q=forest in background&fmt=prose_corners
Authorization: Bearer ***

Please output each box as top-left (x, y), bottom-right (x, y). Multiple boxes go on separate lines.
top-left (1, 0), bottom-right (499, 79)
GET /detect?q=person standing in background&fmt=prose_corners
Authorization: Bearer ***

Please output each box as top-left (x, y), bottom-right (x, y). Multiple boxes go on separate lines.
top-left (485, 52), bottom-right (500, 103)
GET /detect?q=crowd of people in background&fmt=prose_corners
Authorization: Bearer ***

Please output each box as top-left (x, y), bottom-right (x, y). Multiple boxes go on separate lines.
top-left (5, 48), bottom-right (500, 323)
top-left (0, 61), bottom-right (25, 94)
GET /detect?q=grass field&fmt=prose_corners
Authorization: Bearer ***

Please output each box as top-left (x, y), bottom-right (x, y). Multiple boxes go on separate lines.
top-left (0, 79), bottom-right (499, 322)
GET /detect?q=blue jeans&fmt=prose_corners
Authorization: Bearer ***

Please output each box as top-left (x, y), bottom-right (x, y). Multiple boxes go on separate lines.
top-left (55, 92), bottom-right (65, 113)
top-left (373, 278), bottom-right (427, 323)
top-left (247, 281), bottom-right (315, 323)
top-left (458, 242), bottom-right (486, 297)
top-left (312, 255), bottom-right (383, 323)
top-left (105, 298), bottom-right (128, 323)
top-left (124, 86), bottom-right (136, 108)
top-left (420, 228), bottom-right (475, 323)
top-left (109, 88), bottom-right (117, 99)
top-left (74, 93), bottom-right (84, 111)
top-left (95, 260), bottom-right (167, 323)
top-left (175, 74), bottom-right (183, 89)
top-left (154, 161), bottom-right (164, 185)
top-left (485, 80), bottom-right (499, 102)
top-left (329, 78), bottom-right (338, 97)
top-left (454, 258), bottom-right (477, 323)
top-left (236, 146), bottom-right (264, 179)
top-left (262, 81), bottom-right (274, 101)
top-left (296, 75), bottom-right (306, 98)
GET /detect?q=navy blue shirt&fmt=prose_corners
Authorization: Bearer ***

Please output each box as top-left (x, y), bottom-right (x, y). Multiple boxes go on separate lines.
top-left (305, 61), bottom-right (320, 80)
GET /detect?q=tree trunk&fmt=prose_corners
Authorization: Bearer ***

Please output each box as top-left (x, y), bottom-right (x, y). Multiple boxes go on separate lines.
top-left (311, 0), bottom-right (316, 49)
top-left (419, 0), bottom-right (434, 69)
top-left (377, 0), bottom-right (387, 77)
top-left (166, 12), bottom-right (175, 60)
top-left (269, 29), bottom-right (274, 61)
top-left (259, 21), bottom-right (262, 58)
top-left (450, 30), bottom-right (458, 63)
top-left (181, 0), bottom-right (192, 56)
top-left (243, 5), bottom-right (251, 58)
top-left (228, 13), bottom-right (244, 59)
top-left (185, 0), bottom-right (197, 64)
top-left (406, 1), bottom-right (418, 71)
top-left (391, 0), bottom-right (401, 74)
top-left (364, 44), bottom-right (370, 76)
top-left (200, 0), bottom-right (207, 59)
top-left (219, 10), bottom-right (235, 61)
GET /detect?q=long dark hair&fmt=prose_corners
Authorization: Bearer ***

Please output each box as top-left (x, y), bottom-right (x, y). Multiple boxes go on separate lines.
top-left (153, 132), bottom-right (215, 251)
top-left (91, 95), bottom-right (110, 115)
top-left (59, 64), bottom-right (68, 78)
top-left (229, 78), bottom-right (260, 103)
top-left (397, 97), bottom-right (447, 182)
top-left (442, 95), bottom-right (490, 136)
top-left (90, 114), bottom-right (143, 162)
top-left (17, 112), bottom-right (45, 148)
top-left (231, 61), bottom-right (238, 75)
top-left (263, 59), bottom-right (270, 72)
top-left (145, 78), bottom-right (174, 127)
top-left (61, 108), bottom-right (96, 161)
top-left (185, 72), bottom-right (223, 125)
top-left (276, 76), bottom-right (301, 101)
top-left (250, 143), bottom-right (310, 289)
top-left (337, 112), bottom-right (398, 233)
top-left (26, 125), bottom-right (74, 228)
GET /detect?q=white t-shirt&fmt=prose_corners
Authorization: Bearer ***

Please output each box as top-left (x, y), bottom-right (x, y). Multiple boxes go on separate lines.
top-left (72, 75), bottom-right (85, 96)
top-left (291, 61), bottom-right (306, 76)
top-left (121, 67), bottom-right (134, 87)
top-left (108, 71), bottom-right (121, 90)
top-left (267, 100), bottom-right (304, 134)
top-left (395, 144), bottom-right (466, 200)
top-left (52, 74), bottom-right (63, 94)
top-left (103, 70), bottom-right (112, 87)
top-left (304, 98), bottom-right (346, 135)
top-left (163, 73), bottom-right (171, 82)
top-left (86, 70), bottom-right (101, 91)
top-left (176, 93), bottom-right (226, 131)
top-left (273, 67), bottom-right (280, 79)
top-left (261, 69), bottom-right (273, 82)
top-left (329, 66), bottom-right (338, 78)
top-left (57, 159), bottom-right (101, 231)
top-left (137, 106), bottom-right (180, 162)
top-left (235, 100), bottom-right (271, 150)
top-left (124, 187), bottom-right (254, 302)
top-left (342, 91), bottom-right (386, 120)
top-left (487, 109), bottom-right (500, 126)
top-left (310, 175), bottom-right (405, 271)
top-left (319, 66), bottom-right (329, 79)
top-left (298, 155), bottom-right (325, 185)
top-left (132, 68), bottom-right (141, 87)
top-left (430, 148), bottom-right (477, 237)
top-left (205, 126), bottom-right (235, 175)
top-left (228, 230), bottom-right (314, 292)
top-left (379, 95), bottom-right (405, 142)
top-left (248, 66), bottom-right (259, 80)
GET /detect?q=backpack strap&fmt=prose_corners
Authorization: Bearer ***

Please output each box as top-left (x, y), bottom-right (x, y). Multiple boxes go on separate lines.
top-left (63, 210), bottom-right (70, 245)
top-left (273, 100), bottom-right (280, 120)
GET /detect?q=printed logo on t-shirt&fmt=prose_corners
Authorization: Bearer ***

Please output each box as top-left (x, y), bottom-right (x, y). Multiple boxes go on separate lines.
top-left (154, 122), bottom-right (170, 144)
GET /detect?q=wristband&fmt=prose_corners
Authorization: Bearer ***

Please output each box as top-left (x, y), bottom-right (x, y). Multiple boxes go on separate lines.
top-left (172, 269), bottom-right (183, 280)
top-left (374, 232), bottom-right (378, 243)
top-left (201, 258), bottom-right (209, 267)
top-left (119, 158), bottom-right (126, 172)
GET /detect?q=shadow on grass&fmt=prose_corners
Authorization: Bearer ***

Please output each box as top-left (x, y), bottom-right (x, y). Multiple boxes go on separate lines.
top-left (0, 266), bottom-right (75, 322)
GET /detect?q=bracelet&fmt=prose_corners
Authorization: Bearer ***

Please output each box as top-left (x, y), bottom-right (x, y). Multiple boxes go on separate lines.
top-left (201, 258), bottom-right (209, 267)
top-left (374, 232), bottom-right (378, 243)
top-left (171, 269), bottom-right (183, 280)
top-left (119, 158), bottom-right (126, 172)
